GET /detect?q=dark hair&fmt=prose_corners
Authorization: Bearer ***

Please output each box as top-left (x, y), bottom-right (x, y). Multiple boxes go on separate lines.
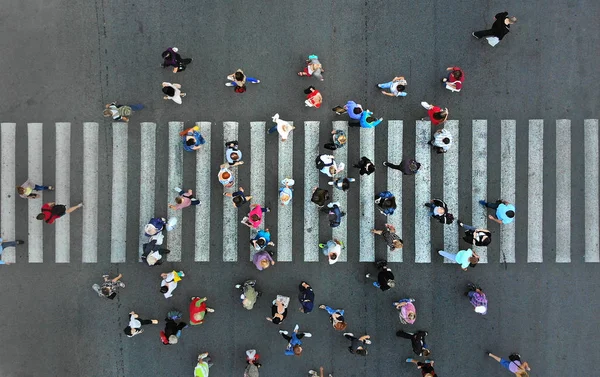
top-left (271, 316), bottom-right (282, 324)
top-left (234, 71), bottom-right (244, 81)
top-left (162, 51), bottom-right (171, 59)
top-left (341, 179), bottom-right (350, 191)
top-left (423, 348), bottom-right (431, 357)
top-left (123, 326), bottom-right (133, 336)
top-left (329, 253), bottom-right (338, 260)
top-left (445, 213), bottom-right (455, 223)
top-left (397, 85), bottom-right (406, 92)
top-left (304, 86), bottom-right (315, 94)
top-left (506, 210), bottom-right (515, 218)
top-left (36, 213), bottom-right (45, 220)
top-left (256, 238), bottom-right (266, 247)
top-left (433, 111), bottom-right (446, 120)
top-left (175, 197), bottom-right (183, 204)
top-left (366, 116), bottom-right (376, 123)
top-left (230, 152), bottom-right (239, 161)
top-left (160, 286), bottom-right (168, 293)
top-left (250, 214), bottom-right (260, 222)
top-left (367, 164), bottom-right (375, 173)
top-left (443, 137), bottom-right (450, 144)
top-left (452, 70), bottom-right (462, 80)
top-left (186, 138), bottom-right (195, 146)
top-left (233, 196), bottom-right (243, 206)
top-left (353, 107), bottom-right (362, 115)
top-left (382, 197), bottom-right (396, 209)
top-left (162, 86), bottom-right (175, 96)
top-left (356, 348), bottom-right (368, 356)
top-left (101, 287), bottom-right (111, 296)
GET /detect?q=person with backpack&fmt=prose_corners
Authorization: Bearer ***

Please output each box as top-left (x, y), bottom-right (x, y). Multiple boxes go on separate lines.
top-left (92, 273), bottom-right (125, 299)
top-left (438, 248), bottom-right (480, 270)
top-left (16, 179), bottom-right (54, 199)
top-left (429, 128), bottom-right (453, 154)
top-left (487, 352), bottom-right (531, 376)
top-left (396, 330), bottom-right (431, 357)
top-left (311, 187), bottom-right (331, 208)
top-left (103, 101), bottom-right (144, 122)
top-left (162, 82), bottom-right (186, 104)
top-left (168, 187), bottom-right (201, 210)
top-left (161, 310), bottom-right (187, 345)
top-left (36, 202), bottom-right (83, 224)
top-left (222, 140), bottom-right (244, 168)
top-left (324, 201), bottom-right (345, 228)
top-left (225, 186), bottom-right (252, 208)
top-left (354, 156), bottom-right (376, 175)
top-left (442, 66), bottom-right (464, 92)
top-left (316, 154), bottom-right (345, 177)
top-left (465, 283), bottom-right (488, 315)
top-left (298, 281), bottom-right (315, 313)
top-left (244, 349), bottom-right (261, 377)
top-left (382, 158), bottom-right (421, 175)
top-left (180, 125), bottom-right (206, 152)
top-left (160, 270), bottom-right (185, 298)
top-left (226, 69), bottom-right (260, 93)
top-left (458, 221), bottom-right (492, 246)
top-left (189, 297), bottom-right (215, 325)
top-left (421, 101), bottom-right (448, 126)
top-left (394, 298), bottom-right (417, 324)
top-left (318, 239), bottom-right (343, 264)
top-left (318, 304), bottom-right (348, 331)
top-left (280, 324), bottom-right (312, 356)
top-left (375, 191), bottom-right (397, 215)
top-left (194, 352), bottom-right (212, 377)
top-left (424, 198), bottom-right (454, 224)
top-left (323, 129), bottom-right (347, 150)
top-left (378, 75), bottom-right (408, 97)
top-left (161, 47), bottom-right (192, 72)
top-left (141, 239), bottom-right (170, 266)
top-left (123, 311), bottom-right (159, 337)
top-left (365, 260), bottom-right (395, 291)
top-left (304, 86), bottom-right (323, 108)
top-left (298, 54), bottom-right (324, 81)
top-left (235, 279), bottom-right (260, 310)
top-left (328, 177), bottom-right (355, 192)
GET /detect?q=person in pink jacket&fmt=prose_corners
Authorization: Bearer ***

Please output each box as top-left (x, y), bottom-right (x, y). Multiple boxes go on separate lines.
top-left (241, 204), bottom-right (271, 229)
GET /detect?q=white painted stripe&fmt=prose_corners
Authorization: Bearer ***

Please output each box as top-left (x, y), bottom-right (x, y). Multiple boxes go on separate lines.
top-left (359, 128), bottom-right (375, 262)
top-left (556, 119), bottom-right (571, 263)
top-left (332, 121), bottom-right (348, 262)
top-left (584, 119), bottom-right (600, 263)
top-left (249, 122), bottom-right (266, 261)
top-left (277, 122), bottom-right (294, 262)
top-left (82, 122), bottom-right (99, 263)
top-left (414, 121), bottom-right (431, 263)
top-left (527, 120), bottom-right (544, 263)
top-left (167, 122), bottom-right (184, 262)
top-left (139, 122), bottom-right (156, 261)
top-left (304, 122), bottom-right (320, 262)
top-left (387, 120), bottom-right (403, 263)
top-left (55, 122), bottom-right (71, 263)
top-left (223, 122), bottom-right (239, 262)
top-left (471, 120), bottom-right (488, 263)
top-left (443, 120), bottom-right (459, 260)
top-left (110, 123), bottom-right (128, 263)
top-left (195, 122), bottom-right (211, 262)
top-left (27, 123), bottom-right (43, 263)
top-left (500, 120), bottom-right (516, 263)
top-left (0, 123), bottom-right (16, 264)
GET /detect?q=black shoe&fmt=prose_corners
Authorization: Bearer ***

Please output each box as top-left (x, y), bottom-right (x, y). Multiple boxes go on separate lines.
top-left (16, 240), bottom-right (25, 245)
top-left (375, 260), bottom-right (388, 269)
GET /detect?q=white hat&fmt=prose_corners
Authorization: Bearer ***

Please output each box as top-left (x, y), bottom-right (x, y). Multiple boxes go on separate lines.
top-left (475, 305), bottom-right (487, 314)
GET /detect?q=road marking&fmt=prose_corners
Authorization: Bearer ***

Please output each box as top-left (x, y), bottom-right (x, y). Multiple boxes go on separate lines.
top-left (195, 122), bottom-right (211, 262)
top-left (0, 123), bottom-right (16, 263)
top-left (387, 120), bottom-right (403, 263)
top-left (27, 123), bottom-right (44, 263)
top-left (360, 127), bottom-right (375, 262)
top-left (249, 122), bottom-right (266, 261)
top-left (415, 120), bottom-right (431, 263)
top-left (139, 122), bottom-right (156, 261)
top-left (223, 122), bottom-right (239, 262)
top-left (527, 120), bottom-right (544, 263)
top-left (167, 122), bottom-right (184, 262)
top-left (472, 120), bottom-right (488, 263)
top-left (500, 120), bottom-right (516, 263)
top-left (443, 120), bottom-right (459, 260)
top-left (110, 122), bottom-right (127, 263)
top-left (556, 119), bottom-right (571, 263)
top-left (55, 122), bottom-right (71, 263)
top-left (332, 121), bottom-right (348, 262)
top-left (584, 119), bottom-right (599, 263)
top-left (277, 122), bottom-right (293, 262)
top-left (304, 121), bottom-right (320, 262)
top-left (82, 122), bottom-right (99, 263)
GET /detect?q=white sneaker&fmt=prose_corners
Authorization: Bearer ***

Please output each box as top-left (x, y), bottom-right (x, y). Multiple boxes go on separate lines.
top-left (365, 273), bottom-right (371, 278)
top-left (303, 332), bottom-right (312, 337)
top-left (279, 330), bottom-right (289, 335)
top-left (253, 80), bottom-right (260, 84)
top-left (225, 82), bottom-right (234, 87)
top-left (343, 332), bottom-right (354, 337)
top-left (174, 187), bottom-right (182, 193)
top-left (235, 284), bottom-right (242, 289)
top-left (294, 324), bottom-right (299, 332)
top-left (421, 101), bottom-right (431, 109)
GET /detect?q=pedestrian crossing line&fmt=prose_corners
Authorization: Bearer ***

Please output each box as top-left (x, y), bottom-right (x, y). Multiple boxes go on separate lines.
top-left (443, 120), bottom-right (459, 260)
top-left (415, 120), bottom-right (431, 263)
top-left (304, 122), bottom-right (320, 262)
top-left (527, 120), bottom-right (544, 263)
top-left (82, 122), bottom-right (99, 263)
top-left (472, 120), bottom-right (488, 263)
top-left (359, 127), bottom-right (375, 262)
top-left (195, 122), bottom-right (211, 262)
top-left (139, 122), bottom-right (156, 261)
top-left (1, 123), bottom-right (16, 264)
top-left (332, 121), bottom-right (348, 262)
top-left (500, 120), bottom-right (516, 263)
top-left (55, 122), bottom-right (71, 263)
top-left (223, 122), bottom-right (239, 262)
top-left (277, 123), bottom-right (293, 262)
top-left (249, 122), bottom-right (266, 261)
top-left (584, 119), bottom-right (600, 263)
top-left (555, 120), bottom-right (571, 263)
top-left (110, 122), bottom-right (127, 263)
top-left (167, 122), bottom-right (184, 262)
top-left (387, 120), bottom-right (403, 263)
top-left (28, 123), bottom-right (44, 263)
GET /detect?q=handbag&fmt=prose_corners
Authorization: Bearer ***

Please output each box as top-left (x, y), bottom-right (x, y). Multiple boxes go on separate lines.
top-left (487, 36), bottom-right (500, 46)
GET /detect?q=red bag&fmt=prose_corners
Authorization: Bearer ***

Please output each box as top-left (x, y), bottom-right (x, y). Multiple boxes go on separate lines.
top-left (234, 85), bottom-right (247, 93)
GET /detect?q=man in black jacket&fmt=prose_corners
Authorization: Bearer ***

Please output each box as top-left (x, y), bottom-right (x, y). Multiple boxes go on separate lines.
top-left (472, 12), bottom-right (517, 40)
top-left (396, 330), bottom-right (431, 357)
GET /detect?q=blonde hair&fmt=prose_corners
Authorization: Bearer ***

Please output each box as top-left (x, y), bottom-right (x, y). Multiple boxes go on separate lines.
top-left (103, 109), bottom-right (112, 117)
top-left (333, 321), bottom-right (347, 331)
top-left (16, 186), bottom-right (25, 195)
top-left (338, 135), bottom-right (347, 144)
top-left (509, 16), bottom-right (517, 23)
top-left (260, 259), bottom-right (270, 268)
top-left (393, 240), bottom-right (403, 249)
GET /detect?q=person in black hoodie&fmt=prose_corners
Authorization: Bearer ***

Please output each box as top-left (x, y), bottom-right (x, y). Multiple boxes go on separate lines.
top-left (161, 47), bottom-right (192, 72)
top-left (472, 12), bottom-right (517, 41)
top-left (354, 156), bottom-right (375, 176)
top-left (396, 330), bottom-right (431, 357)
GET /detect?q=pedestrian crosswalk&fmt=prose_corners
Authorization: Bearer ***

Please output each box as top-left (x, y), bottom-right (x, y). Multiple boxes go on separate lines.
top-left (1, 120), bottom-right (599, 265)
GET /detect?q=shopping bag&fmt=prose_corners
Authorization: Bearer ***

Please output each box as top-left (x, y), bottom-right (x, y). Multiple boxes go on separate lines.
top-left (487, 36), bottom-right (500, 46)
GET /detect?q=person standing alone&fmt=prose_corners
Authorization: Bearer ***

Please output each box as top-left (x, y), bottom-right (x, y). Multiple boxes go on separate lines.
top-left (472, 12), bottom-right (517, 44)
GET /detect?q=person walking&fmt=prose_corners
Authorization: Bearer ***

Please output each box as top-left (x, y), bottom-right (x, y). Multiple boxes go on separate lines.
top-left (324, 201), bottom-right (345, 228)
top-left (405, 359), bottom-right (437, 377)
top-left (235, 279), bottom-right (260, 310)
top-left (298, 54), bottom-right (324, 81)
top-left (424, 198), bottom-right (455, 224)
top-left (472, 12), bottom-right (518, 45)
top-left (280, 324), bottom-right (312, 356)
top-left (348, 109), bottom-right (382, 128)
top-left (168, 187), bottom-right (200, 210)
top-left (218, 167), bottom-right (235, 188)
top-left (394, 298), bottom-right (417, 324)
top-left (311, 187), bottom-right (331, 208)
top-left (141, 239), bottom-right (170, 266)
top-left (421, 102), bottom-right (448, 126)
top-left (269, 113), bottom-right (295, 141)
top-left (37, 202), bottom-right (83, 224)
top-left (323, 129), bottom-right (347, 150)
top-left (318, 239), bottom-right (343, 265)
top-left (465, 283), bottom-right (488, 315)
top-left (354, 156), bottom-right (376, 175)
top-left (161, 310), bottom-right (188, 345)
top-left (244, 349), bottom-right (261, 377)
top-left (92, 273), bottom-right (125, 299)
top-left (279, 178), bottom-right (294, 206)
top-left (226, 69), bottom-right (260, 92)
top-left (396, 330), bottom-right (431, 357)
top-left (458, 221), bottom-right (492, 246)
top-left (103, 102), bottom-right (144, 122)
top-left (161, 47), bottom-right (192, 72)
top-left (318, 304), bottom-right (347, 331)
top-left (250, 229), bottom-right (275, 251)
top-left (308, 366), bottom-right (333, 377)
top-left (189, 297), bottom-right (215, 325)
top-left (180, 125), bottom-right (205, 152)
top-left (438, 248), bottom-right (480, 270)
top-left (241, 204), bottom-right (270, 229)
top-left (225, 186), bottom-right (252, 208)
top-left (328, 177), bottom-right (355, 192)
top-left (479, 199), bottom-right (515, 224)
top-left (266, 295), bottom-right (289, 324)
top-left (304, 86), bottom-right (323, 108)
top-left (365, 260), bottom-right (395, 291)
top-left (343, 100), bottom-right (363, 126)
top-left (316, 154), bottom-right (345, 178)
top-left (371, 223), bottom-right (403, 251)
top-left (343, 333), bottom-right (371, 356)
top-left (0, 237), bottom-right (24, 265)
top-left (442, 66), bottom-right (465, 92)
top-left (486, 352), bottom-right (531, 376)
top-left (160, 270), bottom-right (185, 298)
top-left (123, 311), bottom-right (159, 337)
top-left (253, 249), bottom-right (275, 271)
top-left (378, 75), bottom-right (407, 97)
top-left (375, 191), bottom-right (397, 215)
top-left (222, 141), bottom-right (244, 168)
top-left (429, 128), bottom-right (453, 154)
top-left (162, 82), bottom-right (186, 104)
top-left (194, 352), bottom-right (212, 377)
top-left (17, 180), bottom-right (54, 199)
top-left (298, 281), bottom-right (315, 313)
top-left (383, 158), bottom-right (421, 175)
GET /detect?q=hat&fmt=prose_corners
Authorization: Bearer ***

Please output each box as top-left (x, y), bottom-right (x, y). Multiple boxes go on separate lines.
top-left (475, 305), bottom-right (487, 314)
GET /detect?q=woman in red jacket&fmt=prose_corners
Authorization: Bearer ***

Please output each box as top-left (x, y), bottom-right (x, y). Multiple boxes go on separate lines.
top-left (420, 101), bottom-right (448, 126)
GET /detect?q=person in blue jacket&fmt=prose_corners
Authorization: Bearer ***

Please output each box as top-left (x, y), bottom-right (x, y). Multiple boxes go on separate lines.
top-left (250, 229), bottom-right (275, 251)
top-left (375, 191), bottom-right (397, 215)
top-left (351, 109), bottom-right (383, 128)
top-left (280, 324), bottom-right (312, 356)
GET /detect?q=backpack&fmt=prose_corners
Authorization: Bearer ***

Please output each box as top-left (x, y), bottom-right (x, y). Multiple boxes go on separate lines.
top-left (315, 156), bottom-right (326, 170)
top-left (234, 85), bottom-right (247, 93)
top-left (244, 364), bottom-right (260, 377)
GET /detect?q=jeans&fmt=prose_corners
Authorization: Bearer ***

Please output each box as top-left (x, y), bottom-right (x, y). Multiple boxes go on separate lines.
top-left (128, 104), bottom-right (144, 111)
top-left (438, 250), bottom-right (458, 263)
top-left (0, 241), bottom-right (17, 256)
top-left (462, 223), bottom-right (476, 232)
top-left (268, 125), bottom-right (278, 134)
top-left (484, 201), bottom-right (500, 209)
top-left (230, 77), bottom-right (259, 86)
top-left (34, 184), bottom-right (50, 191)
top-left (378, 81), bottom-right (394, 89)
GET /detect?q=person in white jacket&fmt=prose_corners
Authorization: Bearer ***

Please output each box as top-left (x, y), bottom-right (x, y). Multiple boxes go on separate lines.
top-left (268, 113), bottom-right (295, 141)
top-left (316, 154), bottom-right (345, 177)
top-left (162, 82), bottom-right (186, 104)
top-left (160, 270), bottom-right (185, 298)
